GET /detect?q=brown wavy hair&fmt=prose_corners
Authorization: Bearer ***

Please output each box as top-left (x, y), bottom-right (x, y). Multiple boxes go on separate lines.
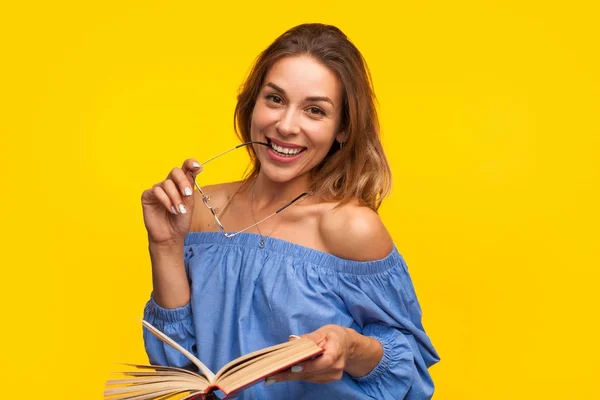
top-left (234, 23), bottom-right (391, 211)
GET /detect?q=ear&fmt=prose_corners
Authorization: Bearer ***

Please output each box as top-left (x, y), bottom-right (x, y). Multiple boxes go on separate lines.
top-left (335, 132), bottom-right (347, 145)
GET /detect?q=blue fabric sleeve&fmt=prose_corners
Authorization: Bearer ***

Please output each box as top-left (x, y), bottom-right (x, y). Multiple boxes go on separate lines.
top-left (142, 246), bottom-right (196, 370)
top-left (354, 323), bottom-right (433, 399)
top-left (338, 251), bottom-right (439, 399)
top-left (143, 294), bottom-right (196, 369)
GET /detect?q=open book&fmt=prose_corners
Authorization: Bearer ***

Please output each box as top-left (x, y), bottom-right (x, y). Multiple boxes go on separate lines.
top-left (104, 320), bottom-right (324, 400)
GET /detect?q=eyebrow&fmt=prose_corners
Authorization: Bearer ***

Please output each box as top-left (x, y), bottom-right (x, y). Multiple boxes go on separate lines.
top-left (265, 82), bottom-right (334, 107)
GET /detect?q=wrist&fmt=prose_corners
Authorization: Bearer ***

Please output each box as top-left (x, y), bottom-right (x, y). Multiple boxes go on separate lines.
top-left (345, 327), bottom-right (360, 362)
top-left (148, 240), bottom-right (185, 274)
top-left (149, 239), bottom-right (184, 256)
top-left (148, 240), bottom-right (189, 309)
top-left (344, 328), bottom-right (383, 378)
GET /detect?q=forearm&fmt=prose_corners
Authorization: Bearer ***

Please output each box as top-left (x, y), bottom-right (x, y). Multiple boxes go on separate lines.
top-left (149, 241), bottom-right (190, 308)
top-left (344, 328), bottom-right (383, 378)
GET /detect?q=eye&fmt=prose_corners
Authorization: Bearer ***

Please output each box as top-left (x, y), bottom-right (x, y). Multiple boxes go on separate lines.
top-left (265, 94), bottom-right (284, 105)
top-left (306, 106), bottom-right (326, 117)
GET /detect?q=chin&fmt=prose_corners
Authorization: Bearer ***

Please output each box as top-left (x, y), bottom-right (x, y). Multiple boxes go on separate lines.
top-left (259, 165), bottom-right (304, 184)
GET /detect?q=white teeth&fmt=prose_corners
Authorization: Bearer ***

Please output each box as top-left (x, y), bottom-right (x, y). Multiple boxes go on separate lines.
top-left (271, 142), bottom-right (302, 156)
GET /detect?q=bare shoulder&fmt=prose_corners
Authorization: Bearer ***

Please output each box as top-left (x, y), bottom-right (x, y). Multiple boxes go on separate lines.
top-left (319, 202), bottom-right (393, 261)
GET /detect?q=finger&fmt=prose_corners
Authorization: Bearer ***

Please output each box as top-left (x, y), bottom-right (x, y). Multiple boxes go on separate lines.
top-left (166, 167), bottom-right (194, 190)
top-left (292, 351), bottom-right (335, 375)
top-left (151, 185), bottom-right (178, 215)
top-left (161, 179), bottom-right (188, 215)
top-left (266, 352), bottom-right (332, 383)
top-left (266, 362), bottom-right (307, 383)
top-left (168, 167), bottom-right (195, 199)
top-left (181, 158), bottom-right (203, 178)
top-left (300, 331), bottom-right (327, 347)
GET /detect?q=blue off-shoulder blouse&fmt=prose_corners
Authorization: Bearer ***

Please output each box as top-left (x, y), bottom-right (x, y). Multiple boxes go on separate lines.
top-left (143, 232), bottom-right (440, 399)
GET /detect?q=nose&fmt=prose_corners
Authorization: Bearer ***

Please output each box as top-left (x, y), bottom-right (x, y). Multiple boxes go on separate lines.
top-left (276, 108), bottom-right (301, 136)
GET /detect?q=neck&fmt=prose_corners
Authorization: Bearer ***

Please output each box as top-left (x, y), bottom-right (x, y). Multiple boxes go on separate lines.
top-left (250, 171), bottom-right (312, 211)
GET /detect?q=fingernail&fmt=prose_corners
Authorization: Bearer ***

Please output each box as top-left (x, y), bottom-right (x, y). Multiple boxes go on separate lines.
top-left (170, 206), bottom-right (178, 215)
top-left (184, 187), bottom-right (193, 196)
top-left (291, 365), bottom-right (303, 373)
top-left (192, 162), bottom-right (201, 168)
top-left (289, 334), bottom-right (301, 340)
top-left (265, 378), bottom-right (276, 386)
top-left (178, 204), bottom-right (187, 214)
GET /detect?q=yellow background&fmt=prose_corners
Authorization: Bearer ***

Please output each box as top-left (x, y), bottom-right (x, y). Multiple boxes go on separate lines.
top-left (1, 1), bottom-right (598, 399)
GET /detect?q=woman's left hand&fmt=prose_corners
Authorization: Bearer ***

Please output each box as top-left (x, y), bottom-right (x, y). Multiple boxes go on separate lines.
top-left (265, 324), bottom-right (357, 385)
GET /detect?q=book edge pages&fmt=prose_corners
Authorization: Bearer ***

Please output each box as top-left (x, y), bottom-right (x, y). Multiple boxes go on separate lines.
top-left (104, 380), bottom-right (202, 398)
top-left (105, 364), bottom-right (211, 398)
top-left (219, 341), bottom-right (324, 394)
top-left (105, 386), bottom-right (202, 400)
top-left (106, 375), bottom-right (204, 386)
top-left (215, 341), bottom-right (303, 382)
top-left (213, 340), bottom-right (296, 381)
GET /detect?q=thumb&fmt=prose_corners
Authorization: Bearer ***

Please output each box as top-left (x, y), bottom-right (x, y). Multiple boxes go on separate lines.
top-left (300, 331), bottom-right (327, 348)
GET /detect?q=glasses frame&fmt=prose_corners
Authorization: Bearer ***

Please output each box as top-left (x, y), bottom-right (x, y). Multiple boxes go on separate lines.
top-left (189, 141), bottom-right (312, 238)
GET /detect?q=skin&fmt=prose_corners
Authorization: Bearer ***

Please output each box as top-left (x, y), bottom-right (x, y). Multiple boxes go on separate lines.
top-left (141, 56), bottom-right (394, 384)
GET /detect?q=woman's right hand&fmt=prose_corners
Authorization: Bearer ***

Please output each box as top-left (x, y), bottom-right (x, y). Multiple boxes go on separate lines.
top-left (141, 159), bottom-right (203, 246)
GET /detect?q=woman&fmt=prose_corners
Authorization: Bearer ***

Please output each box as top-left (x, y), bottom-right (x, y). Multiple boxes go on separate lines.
top-left (141, 23), bottom-right (439, 399)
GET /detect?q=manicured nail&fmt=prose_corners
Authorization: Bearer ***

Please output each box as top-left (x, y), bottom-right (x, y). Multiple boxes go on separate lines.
top-left (178, 204), bottom-right (187, 214)
top-left (192, 162), bottom-right (201, 168)
top-left (170, 206), bottom-right (178, 215)
top-left (291, 365), bottom-right (303, 373)
top-left (184, 187), bottom-right (193, 196)
top-left (265, 378), bottom-right (276, 386)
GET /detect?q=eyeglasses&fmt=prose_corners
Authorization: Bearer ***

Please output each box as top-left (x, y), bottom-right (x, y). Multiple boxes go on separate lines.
top-left (189, 141), bottom-right (312, 238)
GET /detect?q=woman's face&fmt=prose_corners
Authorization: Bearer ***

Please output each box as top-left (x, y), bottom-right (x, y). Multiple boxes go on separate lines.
top-left (250, 56), bottom-right (343, 184)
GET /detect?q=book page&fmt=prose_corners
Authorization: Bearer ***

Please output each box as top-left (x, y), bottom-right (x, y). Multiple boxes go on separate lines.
top-left (142, 320), bottom-right (216, 382)
top-left (105, 380), bottom-right (202, 398)
top-left (107, 375), bottom-right (202, 385)
top-left (214, 340), bottom-right (296, 381)
top-left (105, 364), bottom-right (209, 399)
top-left (120, 362), bottom-right (205, 378)
top-left (218, 339), bottom-right (323, 394)
top-left (106, 388), bottom-right (201, 400)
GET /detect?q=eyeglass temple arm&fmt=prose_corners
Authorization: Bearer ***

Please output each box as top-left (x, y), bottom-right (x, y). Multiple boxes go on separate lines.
top-left (190, 141), bottom-right (270, 193)
top-left (274, 192), bottom-right (312, 213)
top-left (191, 177), bottom-right (206, 196)
top-left (225, 191), bottom-right (313, 238)
top-left (199, 141), bottom-right (270, 166)
top-left (224, 210), bottom-right (280, 237)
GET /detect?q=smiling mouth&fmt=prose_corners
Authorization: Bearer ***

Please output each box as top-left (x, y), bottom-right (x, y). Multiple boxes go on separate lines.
top-left (266, 138), bottom-right (306, 157)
